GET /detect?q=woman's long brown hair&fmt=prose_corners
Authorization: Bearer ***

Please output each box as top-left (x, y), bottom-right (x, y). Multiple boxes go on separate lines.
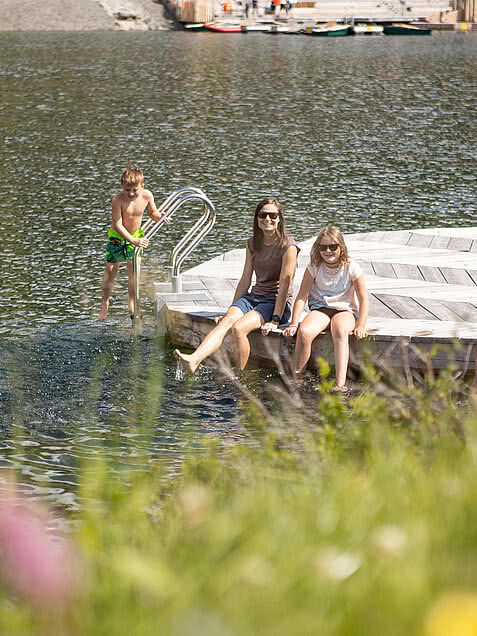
top-left (252, 199), bottom-right (287, 252)
top-left (310, 226), bottom-right (349, 267)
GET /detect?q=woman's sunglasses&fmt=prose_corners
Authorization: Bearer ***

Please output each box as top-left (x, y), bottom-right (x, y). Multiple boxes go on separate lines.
top-left (257, 211), bottom-right (280, 220)
top-left (319, 243), bottom-right (339, 252)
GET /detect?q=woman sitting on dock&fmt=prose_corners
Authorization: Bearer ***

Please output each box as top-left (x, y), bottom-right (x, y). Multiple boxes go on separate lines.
top-left (174, 199), bottom-right (299, 373)
top-left (283, 226), bottom-right (368, 392)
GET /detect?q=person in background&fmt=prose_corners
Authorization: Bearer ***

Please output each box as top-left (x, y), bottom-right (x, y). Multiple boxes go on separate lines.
top-left (283, 225), bottom-right (368, 392)
top-left (174, 199), bottom-right (299, 373)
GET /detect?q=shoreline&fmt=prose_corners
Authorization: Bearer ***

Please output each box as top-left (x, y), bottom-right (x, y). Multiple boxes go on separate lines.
top-left (1, 0), bottom-right (174, 31)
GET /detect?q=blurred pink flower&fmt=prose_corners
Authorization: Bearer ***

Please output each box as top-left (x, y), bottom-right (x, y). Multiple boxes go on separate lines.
top-left (0, 483), bottom-right (80, 608)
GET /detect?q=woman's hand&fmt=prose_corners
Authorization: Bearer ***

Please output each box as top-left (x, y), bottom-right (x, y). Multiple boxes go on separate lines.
top-left (261, 321), bottom-right (278, 336)
top-left (283, 324), bottom-right (298, 338)
top-left (354, 326), bottom-right (367, 339)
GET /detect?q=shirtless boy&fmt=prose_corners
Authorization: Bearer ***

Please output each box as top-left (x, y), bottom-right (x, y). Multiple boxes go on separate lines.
top-left (98, 166), bottom-right (167, 320)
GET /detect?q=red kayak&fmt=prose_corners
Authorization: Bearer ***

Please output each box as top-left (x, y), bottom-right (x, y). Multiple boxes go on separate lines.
top-left (204, 23), bottom-right (242, 32)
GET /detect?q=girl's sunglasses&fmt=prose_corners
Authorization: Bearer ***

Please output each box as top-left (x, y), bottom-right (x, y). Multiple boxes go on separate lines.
top-left (319, 243), bottom-right (339, 252)
top-left (257, 211), bottom-right (279, 220)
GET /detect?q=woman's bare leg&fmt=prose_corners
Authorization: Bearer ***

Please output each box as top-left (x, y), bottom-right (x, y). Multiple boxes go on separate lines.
top-left (174, 306), bottom-right (244, 373)
top-left (99, 262), bottom-right (120, 320)
top-left (294, 311), bottom-right (330, 373)
top-left (330, 312), bottom-right (356, 388)
top-left (231, 310), bottom-right (264, 370)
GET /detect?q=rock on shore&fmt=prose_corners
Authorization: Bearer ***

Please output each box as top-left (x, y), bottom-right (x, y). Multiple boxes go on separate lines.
top-left (1, 0), bottom-right (174, 31)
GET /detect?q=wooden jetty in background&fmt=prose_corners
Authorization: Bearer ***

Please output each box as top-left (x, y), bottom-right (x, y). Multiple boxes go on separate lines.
top-left (155, 227), bottom-right (477, 375)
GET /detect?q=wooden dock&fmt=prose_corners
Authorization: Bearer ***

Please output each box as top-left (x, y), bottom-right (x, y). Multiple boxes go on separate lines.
top-left (155, 227), bottom-right (477, 375)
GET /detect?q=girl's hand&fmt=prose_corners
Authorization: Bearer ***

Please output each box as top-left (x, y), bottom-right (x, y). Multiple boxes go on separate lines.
top-left (283, 324), bottom-right (298, 338)
top-left (354, 326), bottom-right (367, 339)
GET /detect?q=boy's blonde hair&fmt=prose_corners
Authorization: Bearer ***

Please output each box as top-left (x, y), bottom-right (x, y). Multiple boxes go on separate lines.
top-left (310, 226), bottom-right (350, 267)
top-left (121, 166), bottom-right (144, 188)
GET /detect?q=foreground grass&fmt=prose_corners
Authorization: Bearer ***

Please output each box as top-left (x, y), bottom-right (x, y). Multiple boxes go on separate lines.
top-left (2, 362), bottom-right (477, 636)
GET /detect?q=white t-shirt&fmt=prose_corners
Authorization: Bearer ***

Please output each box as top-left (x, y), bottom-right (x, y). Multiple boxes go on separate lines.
top-left (306, 260), bottom-right (363, 316)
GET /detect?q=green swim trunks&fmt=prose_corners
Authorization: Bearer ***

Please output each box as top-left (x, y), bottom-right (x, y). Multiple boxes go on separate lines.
top-left (105, 227), bottom-right (145, 263)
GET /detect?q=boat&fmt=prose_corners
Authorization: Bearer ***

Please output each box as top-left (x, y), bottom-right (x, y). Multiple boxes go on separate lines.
top-left (184, 23), bottom-right (207, 31)
top-left (383, 23), bottom-right (432, 35)
top-left (241, 23), bottom-right (273, 32)
top-left (307, 24), bottom-right (350, 36)
top-left (204, 23), bottom-right (242, 32)
top-left (352, 23), bottom-right (384, 35)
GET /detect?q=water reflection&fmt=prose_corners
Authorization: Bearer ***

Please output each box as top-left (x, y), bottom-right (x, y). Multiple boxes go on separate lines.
top-left (0, 320), bottom-right (251, 509)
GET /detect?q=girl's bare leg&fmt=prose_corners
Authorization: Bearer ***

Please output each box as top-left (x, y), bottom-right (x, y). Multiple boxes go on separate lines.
top-left (294, 311), bottom-right (330, 373)
top-left (99, 262), bottom-right (120, 320)
top-left (174, 306), bottom-right (244, 373)
top-left (231, 310), bottom-right (264, 370)
top-left (330, 312), bottom-right (356, 388)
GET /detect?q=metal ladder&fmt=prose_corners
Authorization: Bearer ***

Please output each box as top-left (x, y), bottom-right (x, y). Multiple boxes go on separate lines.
top-left (132, 186), bottom-right (215, 321)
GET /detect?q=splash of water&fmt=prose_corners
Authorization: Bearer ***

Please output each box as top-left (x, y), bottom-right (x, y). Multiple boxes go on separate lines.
top-left (175, 359), bottom-right (185, 381)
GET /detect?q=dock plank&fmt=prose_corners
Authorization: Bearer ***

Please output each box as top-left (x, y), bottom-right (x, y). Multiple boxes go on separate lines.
top-left (374, 294), bottom-right (439, 320)
top-left (368, 294), bottom-right (400, 319)
top-left (408, 233), bottom-right (434, 248)
top-left (448, 237), bottom-right (473, 252)
top-left (429, 235), bottom-right (451, 249)
top-left (440, 267), bottom-right (476, 286)
top-left (372, 262), bottom-right (396, 278)
top-left (392, 263), bottom-right (425, 281)
top-left (441, 301), bottom-right (477, 323)
top-left (413, 298), bottom-right (466, 322)
top-left (418, 265), bottom-right (447, 284)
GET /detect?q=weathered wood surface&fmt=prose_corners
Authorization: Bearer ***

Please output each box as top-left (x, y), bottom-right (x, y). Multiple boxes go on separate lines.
top-left (155, 227), bottom-right (477, 372)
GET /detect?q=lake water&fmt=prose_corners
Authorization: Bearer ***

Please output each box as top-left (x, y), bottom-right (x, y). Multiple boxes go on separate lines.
top-left (1, 31), bottom-right (476, 511)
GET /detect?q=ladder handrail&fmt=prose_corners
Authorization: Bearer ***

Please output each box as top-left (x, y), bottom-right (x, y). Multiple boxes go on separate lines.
top-left (132, 186), bottom-right (215, 321)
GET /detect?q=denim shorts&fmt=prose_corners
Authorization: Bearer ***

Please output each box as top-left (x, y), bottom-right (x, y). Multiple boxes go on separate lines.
top-left (232, 293), bottom-right (291, 324)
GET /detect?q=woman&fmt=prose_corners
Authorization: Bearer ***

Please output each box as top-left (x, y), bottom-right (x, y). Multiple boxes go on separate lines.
top-left (174, 199), bottom-right (299, 373)
top-left (284, 226), bottom-right (368, 392)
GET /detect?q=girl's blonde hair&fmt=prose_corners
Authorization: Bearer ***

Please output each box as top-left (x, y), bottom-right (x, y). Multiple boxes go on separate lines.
top-left (310, 226), bottom-right (349, 267)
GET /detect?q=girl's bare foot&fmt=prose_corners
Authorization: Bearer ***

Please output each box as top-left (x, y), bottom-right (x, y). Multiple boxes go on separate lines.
top-left (332, 384), bottom-right (349, 394)
top-left (174, 349), bottom-right (199, 374)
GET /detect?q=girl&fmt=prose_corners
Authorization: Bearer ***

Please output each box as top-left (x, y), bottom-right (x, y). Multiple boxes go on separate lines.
top-left (174, 199), bottom-right (299, 373)
top-left (284, 226), bottom-right (368, 392)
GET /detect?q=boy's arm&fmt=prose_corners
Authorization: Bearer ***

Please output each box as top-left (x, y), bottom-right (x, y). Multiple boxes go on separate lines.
top-left (145, 190), bottom-right (169, 224)
top-left (111, 196), bottom-right (147, 247)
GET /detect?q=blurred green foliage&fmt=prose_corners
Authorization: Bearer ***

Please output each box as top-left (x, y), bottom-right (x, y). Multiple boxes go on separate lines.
top-left (2, 358), bottom-right (477, 636)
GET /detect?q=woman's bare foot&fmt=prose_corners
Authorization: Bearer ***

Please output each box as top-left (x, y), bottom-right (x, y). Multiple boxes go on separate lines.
top-left (174, 349), bottom-right (200, 374)
top-left (98, 302), bottom-right (109, 321)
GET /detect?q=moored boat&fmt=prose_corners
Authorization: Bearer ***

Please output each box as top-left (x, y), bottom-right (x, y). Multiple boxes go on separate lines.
top-left (352, 23), bottom-right (384, 35)
top-left (383, 23), bottom-right (432, 35)
top-left (241, 23), bottom-right (273, 32)
top-left (184, 23), bottom-right (207, 31)
top-left (307, 24), bottom-right (350, 36)
top-left (204, 23), bottom-right (242, 32)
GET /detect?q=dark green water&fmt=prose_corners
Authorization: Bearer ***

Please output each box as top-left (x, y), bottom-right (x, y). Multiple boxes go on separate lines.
top-left (1, 31), bottom-right (476, 510)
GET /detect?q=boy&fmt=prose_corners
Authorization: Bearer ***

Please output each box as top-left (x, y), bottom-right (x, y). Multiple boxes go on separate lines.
top-left (98, 166), bottom-right (168, 320)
